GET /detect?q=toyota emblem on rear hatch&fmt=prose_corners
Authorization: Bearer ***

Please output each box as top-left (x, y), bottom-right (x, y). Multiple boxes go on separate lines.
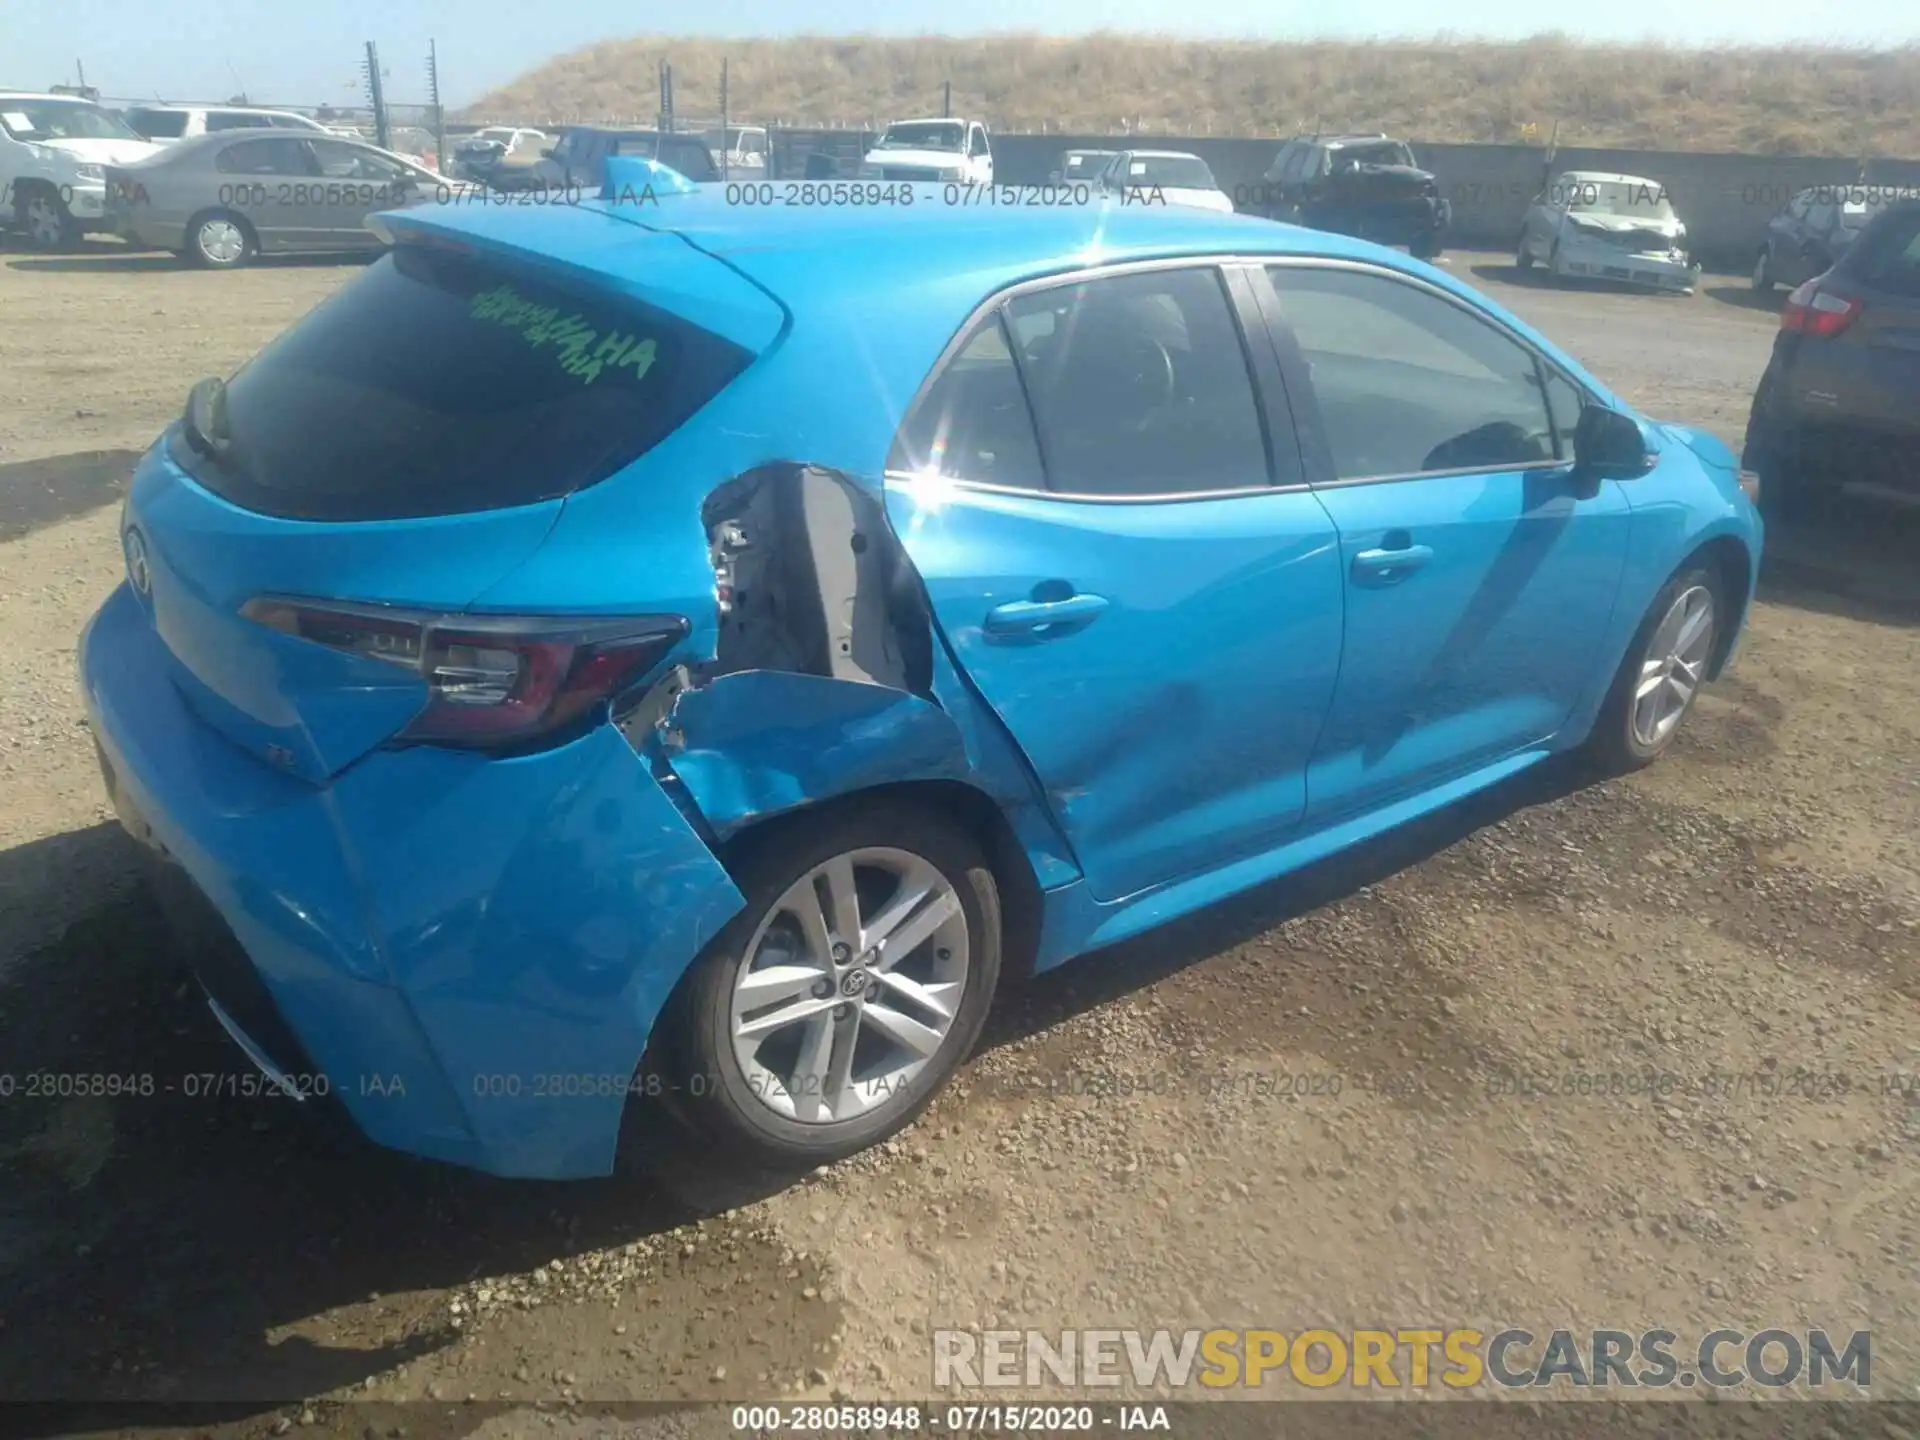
top-left (123, 528), bottom-right (151, 597)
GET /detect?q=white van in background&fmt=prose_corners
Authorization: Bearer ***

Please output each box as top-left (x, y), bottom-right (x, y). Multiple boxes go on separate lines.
top-left (120, 105), bottom-right (330, 144)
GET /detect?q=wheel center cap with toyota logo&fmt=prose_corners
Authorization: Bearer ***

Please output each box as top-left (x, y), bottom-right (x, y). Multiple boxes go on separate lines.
top-left (123, 528), bottom-right (151, 598)
top-left (840, 969), bottom-right (871, 998)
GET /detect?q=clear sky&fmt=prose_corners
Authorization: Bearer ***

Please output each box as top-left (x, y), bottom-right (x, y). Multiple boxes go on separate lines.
top-left (6, 0), bottom-right (1909, 110)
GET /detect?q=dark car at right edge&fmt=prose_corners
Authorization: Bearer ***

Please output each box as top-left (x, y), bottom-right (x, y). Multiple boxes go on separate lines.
top-left (1742, 198), bottom-right (1920, 517)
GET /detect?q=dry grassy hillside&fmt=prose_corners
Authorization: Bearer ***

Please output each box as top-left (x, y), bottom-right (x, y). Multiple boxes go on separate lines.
top-left (461, 33), bottom-right (1920, 157)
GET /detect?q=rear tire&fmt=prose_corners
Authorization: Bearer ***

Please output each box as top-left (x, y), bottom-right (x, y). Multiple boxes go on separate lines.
top-left (1751, 246), bottom-right (1775, 293)
top-left (1515, 236), bottom-right (1534, 270)
top-left (186, 211), bottom-right (255, 270)
top-left (1584, 565), bottom-right (1723, 775)
top-left (660, 800), bottom-right (1002, 1171)
top-left (1410, 230), bottom-right (1442, 261)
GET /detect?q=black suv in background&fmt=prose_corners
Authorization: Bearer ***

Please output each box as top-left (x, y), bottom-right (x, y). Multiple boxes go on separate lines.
top-left (1250, 133), bottom-right (1450, 259)
top-left (491, 126), bottom-right (719, 191)
top-left (1743, 199), bottom-right (1920, 516)
top-left (1752, 187), bottom-right (1887, 293)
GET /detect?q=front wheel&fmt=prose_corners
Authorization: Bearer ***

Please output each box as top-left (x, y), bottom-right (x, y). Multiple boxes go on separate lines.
top-left (18, 187), bottom-right (81, 251)
top-left (1584, 566), bottom-right (1723, 774)
top-left (1751, 246), bottom-right (1775, 292)
top-left (1409, 230), bottom-right (1442, 261)
top-left (1515, 235), bottom-right (1534, 270)
top-left (662, 802), bottom-right (1002, 1170)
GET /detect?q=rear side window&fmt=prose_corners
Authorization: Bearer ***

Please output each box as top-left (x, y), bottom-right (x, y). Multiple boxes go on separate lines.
top-left (174, 245), bottom-right (755, 521)
top-left (217, 138), bottom-right (316, 176)
top-left (207, 111), bottom-right (272, 132)
top-left (125, 108), bottom-right (188, 139)
top-left (889, 316), bottom-right (1046, 490)
top-left (1007, 267), bottom-right (1270, 497)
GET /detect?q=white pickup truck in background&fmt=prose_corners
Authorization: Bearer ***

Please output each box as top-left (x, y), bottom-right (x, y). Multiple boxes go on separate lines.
top-left (857, 117), bottom-right (993, 185)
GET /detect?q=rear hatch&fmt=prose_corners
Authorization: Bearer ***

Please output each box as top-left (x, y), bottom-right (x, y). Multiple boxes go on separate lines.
top-left (126, 211), bottom-right (784, 783)
top-left (1786, 204), bottom-right (1920, 445)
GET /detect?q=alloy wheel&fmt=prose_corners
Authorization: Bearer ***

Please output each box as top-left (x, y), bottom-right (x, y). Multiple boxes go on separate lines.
top-left (728, 846), bottom-right (970, 1126)
top-left (1631, 584), bottom-right (1715, 749)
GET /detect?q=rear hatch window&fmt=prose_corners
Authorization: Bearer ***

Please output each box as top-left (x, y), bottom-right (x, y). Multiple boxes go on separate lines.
top-left (173, 243), bottom-right (754, 521)
top-left (1848, 205), bottom-right (1920, 298)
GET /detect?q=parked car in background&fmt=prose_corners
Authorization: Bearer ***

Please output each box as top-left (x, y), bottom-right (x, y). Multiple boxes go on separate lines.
top-left (105, 130), bottom-right (463, 268)
top-left (705, 125), bottom-right (769, 176)
top-left (1047, 148), bottom-right (1115, 186)
top-left (121, 105), bottom-right (329, 144)
top-left (1, 89), bottom-right (163, 248)
top-left (81, 190), bottom-right (1760, 1180)
top-left (449, 125), bottom-right (547, 181)
top-left (1751, 187), bottom-right (1887, 293)
top-left (1093, 150), bottom-right (1234, 213)
top-left (858, 117), bottom-right (992, 184)
top-left (1517, 171), bottom-right (1698, 293)
top-left (1743, 199), bottom-right (1920, 517)
top-left (1255, 133), bottom-right (1449, 259)
top-left (495, 126), bottom-right (717, 191)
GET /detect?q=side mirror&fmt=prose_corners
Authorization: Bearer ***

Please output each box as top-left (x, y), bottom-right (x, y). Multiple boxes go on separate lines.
top-left (540, 146), bottom-right (556, 159)
top-left (183, 376), bottom-right (230, 458)
top-left (1572, 405), bottom-right (1651, 480)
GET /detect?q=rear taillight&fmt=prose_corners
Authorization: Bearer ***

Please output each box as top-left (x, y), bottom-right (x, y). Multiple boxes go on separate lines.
top-left (240, 597), bottom-right (687, 750)
top-left (1780, 280), bottom-right (1863, 338)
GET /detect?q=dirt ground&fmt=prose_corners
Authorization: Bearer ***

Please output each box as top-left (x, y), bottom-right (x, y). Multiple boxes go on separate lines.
top-left (0, 234), bottom-right (1916, 1438)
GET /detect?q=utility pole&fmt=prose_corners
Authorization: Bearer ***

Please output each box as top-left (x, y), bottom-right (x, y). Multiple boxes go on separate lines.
top-left (942, 81), bottom-right (951, 118)
top-left (362, 41), bottom-right (390, 151)
top-left (426, 40), bottom-right (445, 173)
top-left (719, 58), bottom-right (730, 179)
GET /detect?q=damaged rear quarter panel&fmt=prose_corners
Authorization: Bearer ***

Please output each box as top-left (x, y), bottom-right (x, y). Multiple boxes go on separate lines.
top-left (629, 464), bottom-right (1079, 892)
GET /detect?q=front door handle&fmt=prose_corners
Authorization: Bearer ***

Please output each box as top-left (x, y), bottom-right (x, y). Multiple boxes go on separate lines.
top-left (1352, 544), bottom-right (1434, 584)
top-left (983, 592), bottom-right (1109, 636)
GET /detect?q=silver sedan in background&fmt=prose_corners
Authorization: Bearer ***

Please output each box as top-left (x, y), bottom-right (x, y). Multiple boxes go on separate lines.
top-left (103, 130), bottom-right (463, 268)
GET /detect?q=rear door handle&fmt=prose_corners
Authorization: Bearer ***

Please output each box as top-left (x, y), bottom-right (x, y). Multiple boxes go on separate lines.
top-left (983, 593), bottom-right (1109, 636)
top-left (1352, 544), bottom-right (1434, 584)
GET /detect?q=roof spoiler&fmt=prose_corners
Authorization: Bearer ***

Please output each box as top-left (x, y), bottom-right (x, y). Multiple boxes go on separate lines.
top-left (602, 155), bottom-right (698, 202)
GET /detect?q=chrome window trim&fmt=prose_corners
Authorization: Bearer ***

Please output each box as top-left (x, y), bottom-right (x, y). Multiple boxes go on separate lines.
top-left (886, 249), bottom-right (1610, 505)
top-left (1258, 254), bottom-right (1600, 487)
top-left (886, 252), bottom-right (1309, 507)
top-left (883, 469), bottom-right (1313, 504)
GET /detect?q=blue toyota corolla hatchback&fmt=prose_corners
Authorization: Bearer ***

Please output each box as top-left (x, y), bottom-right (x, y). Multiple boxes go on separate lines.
top-left (80, 169), bottom-right (1762, 1179)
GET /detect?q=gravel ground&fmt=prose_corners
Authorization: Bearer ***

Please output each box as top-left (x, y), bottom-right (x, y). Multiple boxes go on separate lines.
top-left (0, 235), bottom-right (1916, 1437)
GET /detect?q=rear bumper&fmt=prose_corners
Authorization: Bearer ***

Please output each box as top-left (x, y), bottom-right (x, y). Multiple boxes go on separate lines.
top-left (79, 582), bottom-right (745, 1178)
top-left (1743, 343), bottom-right (1920, 495)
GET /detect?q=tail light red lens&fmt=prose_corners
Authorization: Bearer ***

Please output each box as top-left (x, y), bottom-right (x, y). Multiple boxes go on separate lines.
top-left (240, 597), bottom-right (687, 749)
top-left (1781, 281), bottom-right (1863, 338)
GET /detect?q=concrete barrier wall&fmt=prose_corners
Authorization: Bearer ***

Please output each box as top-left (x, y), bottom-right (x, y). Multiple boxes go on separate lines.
top-left (987, 133), bottom-right (1920, 269)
